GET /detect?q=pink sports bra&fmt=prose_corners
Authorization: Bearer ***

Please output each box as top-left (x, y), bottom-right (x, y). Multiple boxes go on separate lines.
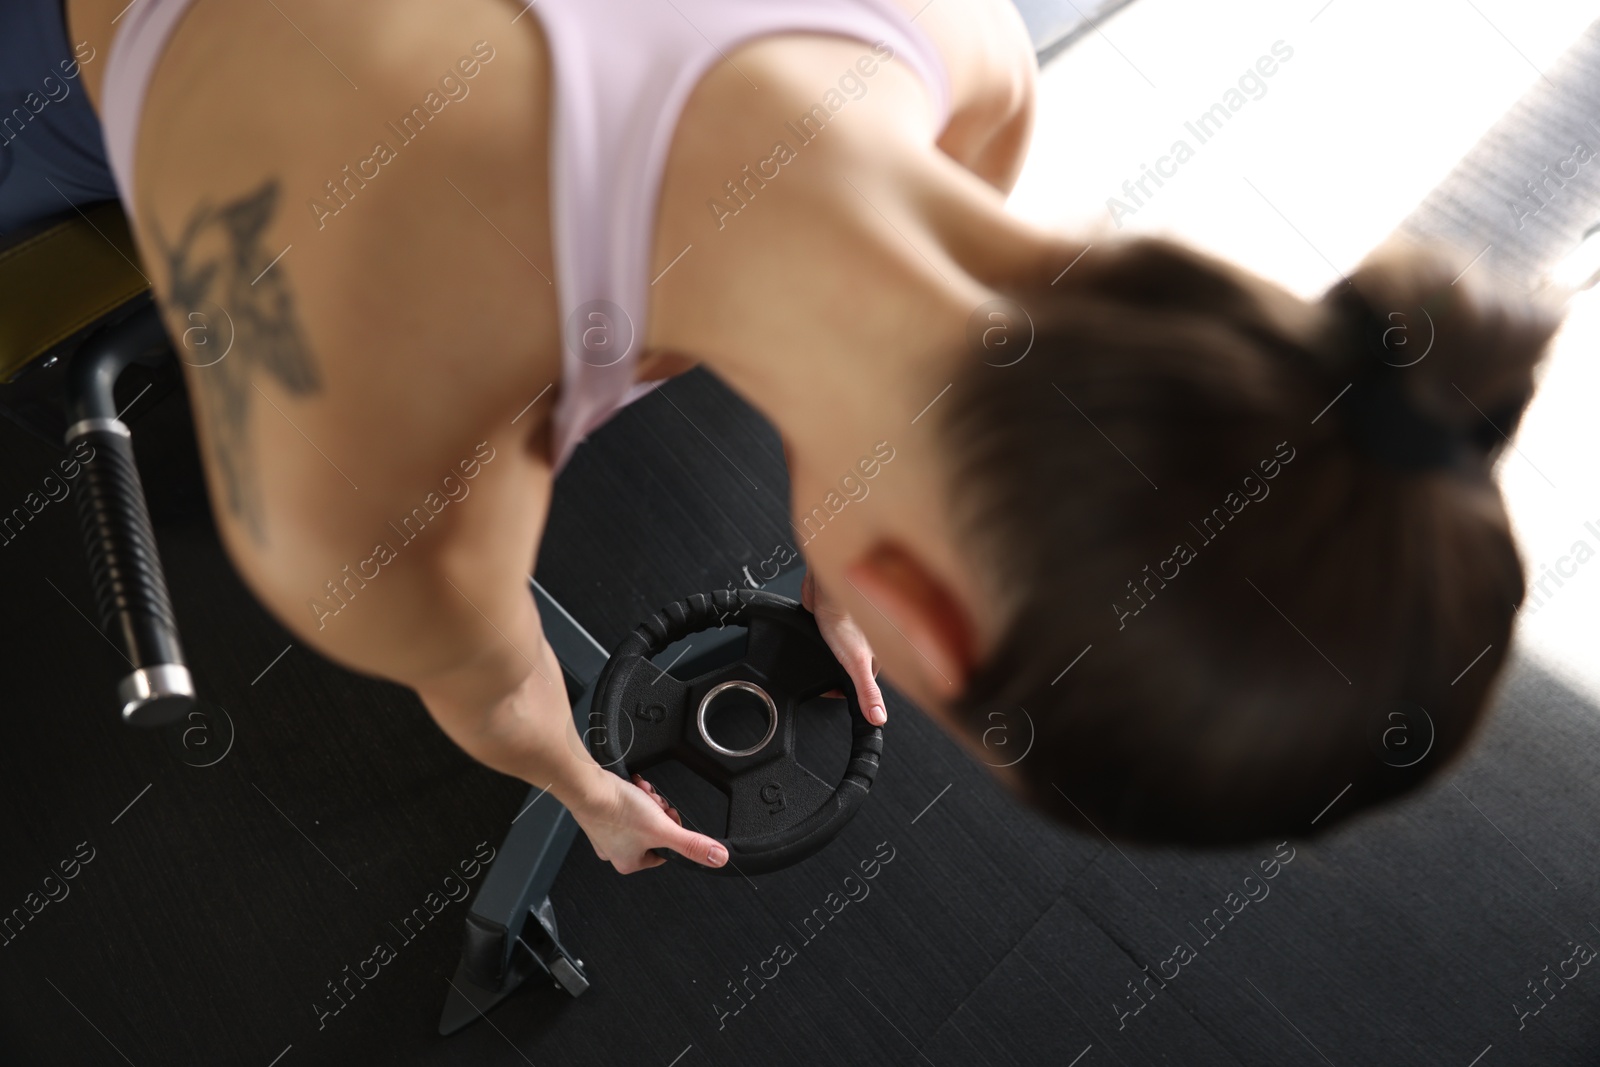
top-left (100, 0), bottom-right (951, 472)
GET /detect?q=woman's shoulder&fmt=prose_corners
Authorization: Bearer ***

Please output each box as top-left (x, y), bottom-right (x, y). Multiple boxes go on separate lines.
top-left (882, 0), bottom-right (1038, 189)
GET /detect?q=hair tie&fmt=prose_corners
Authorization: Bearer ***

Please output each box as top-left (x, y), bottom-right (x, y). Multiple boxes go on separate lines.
top-left (1330, 287), bottom-right (1475, 473)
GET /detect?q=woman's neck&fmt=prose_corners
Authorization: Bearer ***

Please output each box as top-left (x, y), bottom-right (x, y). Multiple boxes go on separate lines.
top-left (671, 137), bottom-right (1076, 452)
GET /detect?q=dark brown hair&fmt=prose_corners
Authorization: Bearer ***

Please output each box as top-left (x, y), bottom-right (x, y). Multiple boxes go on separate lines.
top-left (940, 235), bottom-right (1565, 845)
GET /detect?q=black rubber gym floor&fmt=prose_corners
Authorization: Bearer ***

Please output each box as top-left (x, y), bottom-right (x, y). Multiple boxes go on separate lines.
top-left (4, 16), bottom-right (1600, 1067)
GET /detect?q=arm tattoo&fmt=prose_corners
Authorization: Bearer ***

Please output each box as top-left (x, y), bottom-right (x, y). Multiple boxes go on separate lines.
top-left (150, 180), bottom-right (322, 544)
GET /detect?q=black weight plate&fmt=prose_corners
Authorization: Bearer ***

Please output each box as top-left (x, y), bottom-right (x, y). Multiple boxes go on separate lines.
top-left (588, 590), bottom-right (882, 875)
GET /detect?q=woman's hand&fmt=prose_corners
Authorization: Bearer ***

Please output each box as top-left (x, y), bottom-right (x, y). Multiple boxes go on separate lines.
top-left (422, 653), bottom-right (724, 876)
top-left (802, 569), bottom-right (888, 726)
top-left (569, 770), bottom-right (730, 875)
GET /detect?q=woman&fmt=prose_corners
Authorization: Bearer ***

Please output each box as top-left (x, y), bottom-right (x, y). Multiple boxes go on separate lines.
top-left (56, 0), bottom-right (1562, 869)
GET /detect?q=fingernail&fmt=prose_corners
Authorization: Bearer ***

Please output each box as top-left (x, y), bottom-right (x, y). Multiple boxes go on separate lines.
top-left (872, 705), bottom-right (887, 725)
top-left (709, 845), bottom-right (728, 866)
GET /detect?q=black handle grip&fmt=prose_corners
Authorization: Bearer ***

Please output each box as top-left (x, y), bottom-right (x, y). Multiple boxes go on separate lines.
top-left (70, 422), bottom-right (193, 726)
top-left (62, 302), bottom-right (194, 727)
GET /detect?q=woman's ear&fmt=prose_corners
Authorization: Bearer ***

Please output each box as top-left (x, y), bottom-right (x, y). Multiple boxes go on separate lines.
top-left (842, 541), bottom-right (978, 702)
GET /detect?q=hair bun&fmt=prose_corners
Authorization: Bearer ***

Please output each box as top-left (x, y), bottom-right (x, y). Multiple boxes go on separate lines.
top-left (1319, 237), bottom-right (1563, 473)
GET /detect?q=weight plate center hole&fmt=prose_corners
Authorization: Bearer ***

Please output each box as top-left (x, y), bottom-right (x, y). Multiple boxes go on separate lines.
top-left (698, 681), bottom-right (778, 758)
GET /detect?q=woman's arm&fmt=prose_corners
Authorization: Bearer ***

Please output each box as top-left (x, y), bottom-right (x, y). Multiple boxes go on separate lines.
top-left (402, 490), bottom-right (731, 875)
top-left (156, 245), bottom-right (727, 873)
top-left (908, 0), bottom-right (1039, 194)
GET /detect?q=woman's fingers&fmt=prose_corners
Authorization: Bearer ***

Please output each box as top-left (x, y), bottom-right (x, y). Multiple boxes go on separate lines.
top-left (661, 823), bottom-right (729, 868)
top-left (848, 653), bottom-right (886, 726)
top-left (816, 611), bottom-right (887, 724)
top-left (580, 774), bottom-right (724, 876)
top-left (804, 571), bottom-right (887, 726)
top-left (635, 776), bottom-right (686, 825)
top-left (616, 777), bottom-right (719, 868)
top-left (633, 774), bottom-right (673, 813)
